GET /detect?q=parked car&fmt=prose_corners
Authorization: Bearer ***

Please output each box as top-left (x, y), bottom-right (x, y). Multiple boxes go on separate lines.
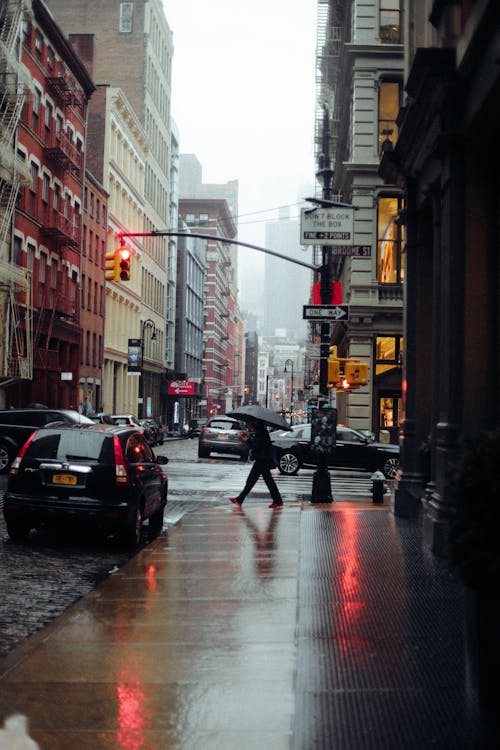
top-left (3, 423), bottom-right (169, 548)
top-left (111, 414), bottom-right (155, 446)
top-left (198, 416), bottom-right (249, 461)
top-left (88, 413), bottom-right (117, 425)
top-left (270, 423), bottom-right (400, 478)
top-left (140, 418), bottom-right (164, 446)
top-left (0, 408), bottom-right (94, 474)
top-left (188, 418), bottom-right (208, 438)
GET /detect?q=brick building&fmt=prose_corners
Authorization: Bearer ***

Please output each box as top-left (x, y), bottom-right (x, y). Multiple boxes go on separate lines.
top-left (4, 0), bottom-right (94, 408)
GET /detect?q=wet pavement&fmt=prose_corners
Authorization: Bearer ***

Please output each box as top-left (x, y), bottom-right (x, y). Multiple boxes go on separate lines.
top-left (0, 498), bottom-right (489, 749)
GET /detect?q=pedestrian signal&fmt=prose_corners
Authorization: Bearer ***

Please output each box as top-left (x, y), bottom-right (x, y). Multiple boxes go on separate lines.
top-left (117, 247), bottom-right (131, 281)
top-left (343, 361), bottom-right (369, 389)
top-left (327, 346), bottom-right (340, 387)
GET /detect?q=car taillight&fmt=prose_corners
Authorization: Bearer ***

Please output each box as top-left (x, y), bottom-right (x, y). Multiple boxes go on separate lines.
top-left (9, 431), bottom-right (37, 478)
top-left (113, 435), bottom-right (130, 487)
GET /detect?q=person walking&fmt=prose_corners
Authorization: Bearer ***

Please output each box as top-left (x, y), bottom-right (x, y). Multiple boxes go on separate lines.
top-left (229, 419), bottom-right (284, 509)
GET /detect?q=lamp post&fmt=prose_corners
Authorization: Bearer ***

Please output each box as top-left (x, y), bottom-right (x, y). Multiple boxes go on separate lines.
top-left (138, 318), bottom-right (156, 419)
top-left (284, 359), bottom-right (294, 425)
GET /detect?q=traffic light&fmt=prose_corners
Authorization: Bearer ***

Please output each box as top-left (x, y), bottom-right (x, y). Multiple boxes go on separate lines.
top-left (327, 346), bottom-right (340, 387)
top-left (117, 246), bottom-right (131, 281)
top-left (105, 250), bottom-right (118, 281)
top-left (343, 361), bottom-right (369, 389)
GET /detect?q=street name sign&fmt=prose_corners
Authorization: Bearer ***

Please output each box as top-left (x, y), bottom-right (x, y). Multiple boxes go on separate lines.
top-left (300, 207), bottom-right (354, 246)
top-left (332, 244), bottom-right (371, 257)
top-left (303, 304), bottom-right (349, 321)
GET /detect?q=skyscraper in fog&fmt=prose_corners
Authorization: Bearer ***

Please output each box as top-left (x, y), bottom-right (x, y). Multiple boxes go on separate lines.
top-left (263, 208), bottom-right (312, 339)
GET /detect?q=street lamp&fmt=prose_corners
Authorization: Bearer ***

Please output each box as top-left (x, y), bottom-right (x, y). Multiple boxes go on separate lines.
top-left (284, 359), bottom-right (294, 425)
top-left (138, 318), bottom-right (156, 419)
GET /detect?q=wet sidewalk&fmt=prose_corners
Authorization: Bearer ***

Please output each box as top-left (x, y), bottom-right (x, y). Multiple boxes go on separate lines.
top-left (0, 501), bottom-right (487, 749)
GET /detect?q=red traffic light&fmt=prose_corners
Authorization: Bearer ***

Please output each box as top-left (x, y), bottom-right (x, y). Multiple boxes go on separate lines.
top-left (117, 247), bottom-right (131, 281)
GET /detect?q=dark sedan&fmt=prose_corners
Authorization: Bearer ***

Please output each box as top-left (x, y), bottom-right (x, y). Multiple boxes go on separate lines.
top-left (270, 423), bottom-right (400, 478)
top-left (3, 423), bottom-right (168, 548)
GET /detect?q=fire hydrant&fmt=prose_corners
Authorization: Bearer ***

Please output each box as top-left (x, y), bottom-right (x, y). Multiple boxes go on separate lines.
top-left (371, 470), bottom-right (386, 504)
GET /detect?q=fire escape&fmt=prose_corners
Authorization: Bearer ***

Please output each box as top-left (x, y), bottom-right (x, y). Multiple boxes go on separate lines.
top-left (0, 0), bottom-right (33, 384)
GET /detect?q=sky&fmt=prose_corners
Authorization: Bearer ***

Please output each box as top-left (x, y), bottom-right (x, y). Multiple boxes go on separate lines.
top-left (163, 1), bottom-right (318, 309)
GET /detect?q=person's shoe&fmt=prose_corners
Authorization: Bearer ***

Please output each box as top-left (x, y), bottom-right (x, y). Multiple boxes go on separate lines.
top-left (229, 497), bottom-right (242, 508)
top-left (269, 502), bottom-right (284, 509)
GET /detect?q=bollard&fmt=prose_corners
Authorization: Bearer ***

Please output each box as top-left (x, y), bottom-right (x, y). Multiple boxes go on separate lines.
top-left (371, 469), bottom-right (386, 504)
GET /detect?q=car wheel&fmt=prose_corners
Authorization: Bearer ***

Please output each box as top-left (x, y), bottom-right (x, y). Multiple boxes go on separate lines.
top-left (121, 504), bottom-right (143, 549)
top-left (383, 457), bottom-right (400, 479)
top-left (0, 441), bottom-right (11, 474)
top-left (6, 519), bottom-right (31, 542)
top-left (198, 448), bottom-right (210, 458)
top-left (278, 451), bottom-right (301, 476)
top-left (149, 500), bottom-right (165, 535)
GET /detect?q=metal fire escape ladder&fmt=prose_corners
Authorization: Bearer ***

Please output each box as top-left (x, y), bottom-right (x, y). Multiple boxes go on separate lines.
top-left (0, 0), bottom-right (33, 383)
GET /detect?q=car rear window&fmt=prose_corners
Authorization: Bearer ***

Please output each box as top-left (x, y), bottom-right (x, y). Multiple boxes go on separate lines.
top-left (209, 420), bottom-right (241, 430)
top-left (25, 430), bottom-right (113, 463)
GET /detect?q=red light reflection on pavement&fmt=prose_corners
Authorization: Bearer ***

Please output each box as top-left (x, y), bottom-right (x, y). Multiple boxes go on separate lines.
top-left (336, 512), bottom-right (364, 651)
top-left (116, 678), bottom-right (148, 750)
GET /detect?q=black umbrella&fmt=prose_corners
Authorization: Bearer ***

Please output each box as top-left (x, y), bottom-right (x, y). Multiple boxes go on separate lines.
top-left (227, 404), bottom-right (292, 431)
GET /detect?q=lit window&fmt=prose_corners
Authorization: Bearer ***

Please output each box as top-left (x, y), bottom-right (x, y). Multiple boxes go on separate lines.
top-left (378, 81), bottom-right (401, 156)
top-left (380, 0), bottom-right (401, 43)
top-left (376, 196), bottom-right (404, 284)
top-left (375, 336), bottom-right (403, 376)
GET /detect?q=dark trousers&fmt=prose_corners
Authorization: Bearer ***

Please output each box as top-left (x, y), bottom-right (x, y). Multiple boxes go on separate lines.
top-left (237, 459), bottom-right (283, 504)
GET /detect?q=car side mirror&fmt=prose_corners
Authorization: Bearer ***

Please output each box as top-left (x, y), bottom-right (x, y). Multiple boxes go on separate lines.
top-left (156, 455), bottom-right (169, 465)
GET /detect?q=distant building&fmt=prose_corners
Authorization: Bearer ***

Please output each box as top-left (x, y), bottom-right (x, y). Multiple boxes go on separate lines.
top-left (179, 197), bottom-right (237, 418)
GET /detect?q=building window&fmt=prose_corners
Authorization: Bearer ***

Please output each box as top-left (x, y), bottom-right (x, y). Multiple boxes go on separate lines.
top-left (199, 213), bottom-right (209, 227)
top-left (380, 0), bottom-right (401, 43)
top-left (42, 173), bottom-right (49, 204)
top-left (35, 31), bottom-right (43, 57)
top-left (376, 195), bottom-right (404, 284)
top-left (375, 336), bottom-right (403, 376)
top-left (29, 162), bottom-right (38, 215)
top-left (44, 101), bottom-right (52, 131)
top-left (119, 2), bottom-right (134, 33)
top-left (32, 88), bottom-right (41, 133)
top-left (378, 81), bottom-right (401, 155)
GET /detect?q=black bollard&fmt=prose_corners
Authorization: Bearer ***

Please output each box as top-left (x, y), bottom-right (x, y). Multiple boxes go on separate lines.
top-left (371, 470), bottom-right (385, 504)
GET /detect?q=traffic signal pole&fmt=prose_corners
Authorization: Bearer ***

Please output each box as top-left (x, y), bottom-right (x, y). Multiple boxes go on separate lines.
top-left (311, 103), bottom-right (335, 503)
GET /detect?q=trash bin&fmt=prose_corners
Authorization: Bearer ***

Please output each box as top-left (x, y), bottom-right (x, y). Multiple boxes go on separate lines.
top-left (371, 469), bottom-right (386, 504)
top-left (379, 429), bottom-right (390, 444)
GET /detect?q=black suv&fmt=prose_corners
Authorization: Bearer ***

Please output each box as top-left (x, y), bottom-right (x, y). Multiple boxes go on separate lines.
top-left (0, 408), bottom-right (94, 474)
top-left (3, 423), bottom-right (168, 548)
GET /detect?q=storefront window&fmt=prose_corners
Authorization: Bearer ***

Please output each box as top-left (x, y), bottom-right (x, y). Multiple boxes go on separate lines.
top-left (377, 196), bottom-right (405, 283)
top-left (379, 396), bottom-right (402, 429)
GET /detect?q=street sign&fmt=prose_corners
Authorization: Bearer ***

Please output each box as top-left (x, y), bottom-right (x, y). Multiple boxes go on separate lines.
top-left (332, 245), bottom-right (371, 257)
top-left (303, 305), bottom-right (349, 321)
top-left (300, 207), bottom-right (354, 246)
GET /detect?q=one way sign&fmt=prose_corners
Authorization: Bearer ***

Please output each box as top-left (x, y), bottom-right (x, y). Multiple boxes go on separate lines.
top-left (303, 305), bottom-right (349, 321)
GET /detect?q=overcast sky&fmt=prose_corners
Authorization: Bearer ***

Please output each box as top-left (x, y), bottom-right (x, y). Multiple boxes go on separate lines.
top-left (163, 1), bottom-right (317, 306)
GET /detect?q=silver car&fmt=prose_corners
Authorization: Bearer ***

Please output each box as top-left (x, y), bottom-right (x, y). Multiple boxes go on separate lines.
top-left (198, 417), bottom-right (249, 461)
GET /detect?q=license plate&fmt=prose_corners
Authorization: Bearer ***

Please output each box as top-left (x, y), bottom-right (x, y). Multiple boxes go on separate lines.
top-left (52, 473), bottom-right (77, 485)
top-left (218, 433), bottom-right (228, 439)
